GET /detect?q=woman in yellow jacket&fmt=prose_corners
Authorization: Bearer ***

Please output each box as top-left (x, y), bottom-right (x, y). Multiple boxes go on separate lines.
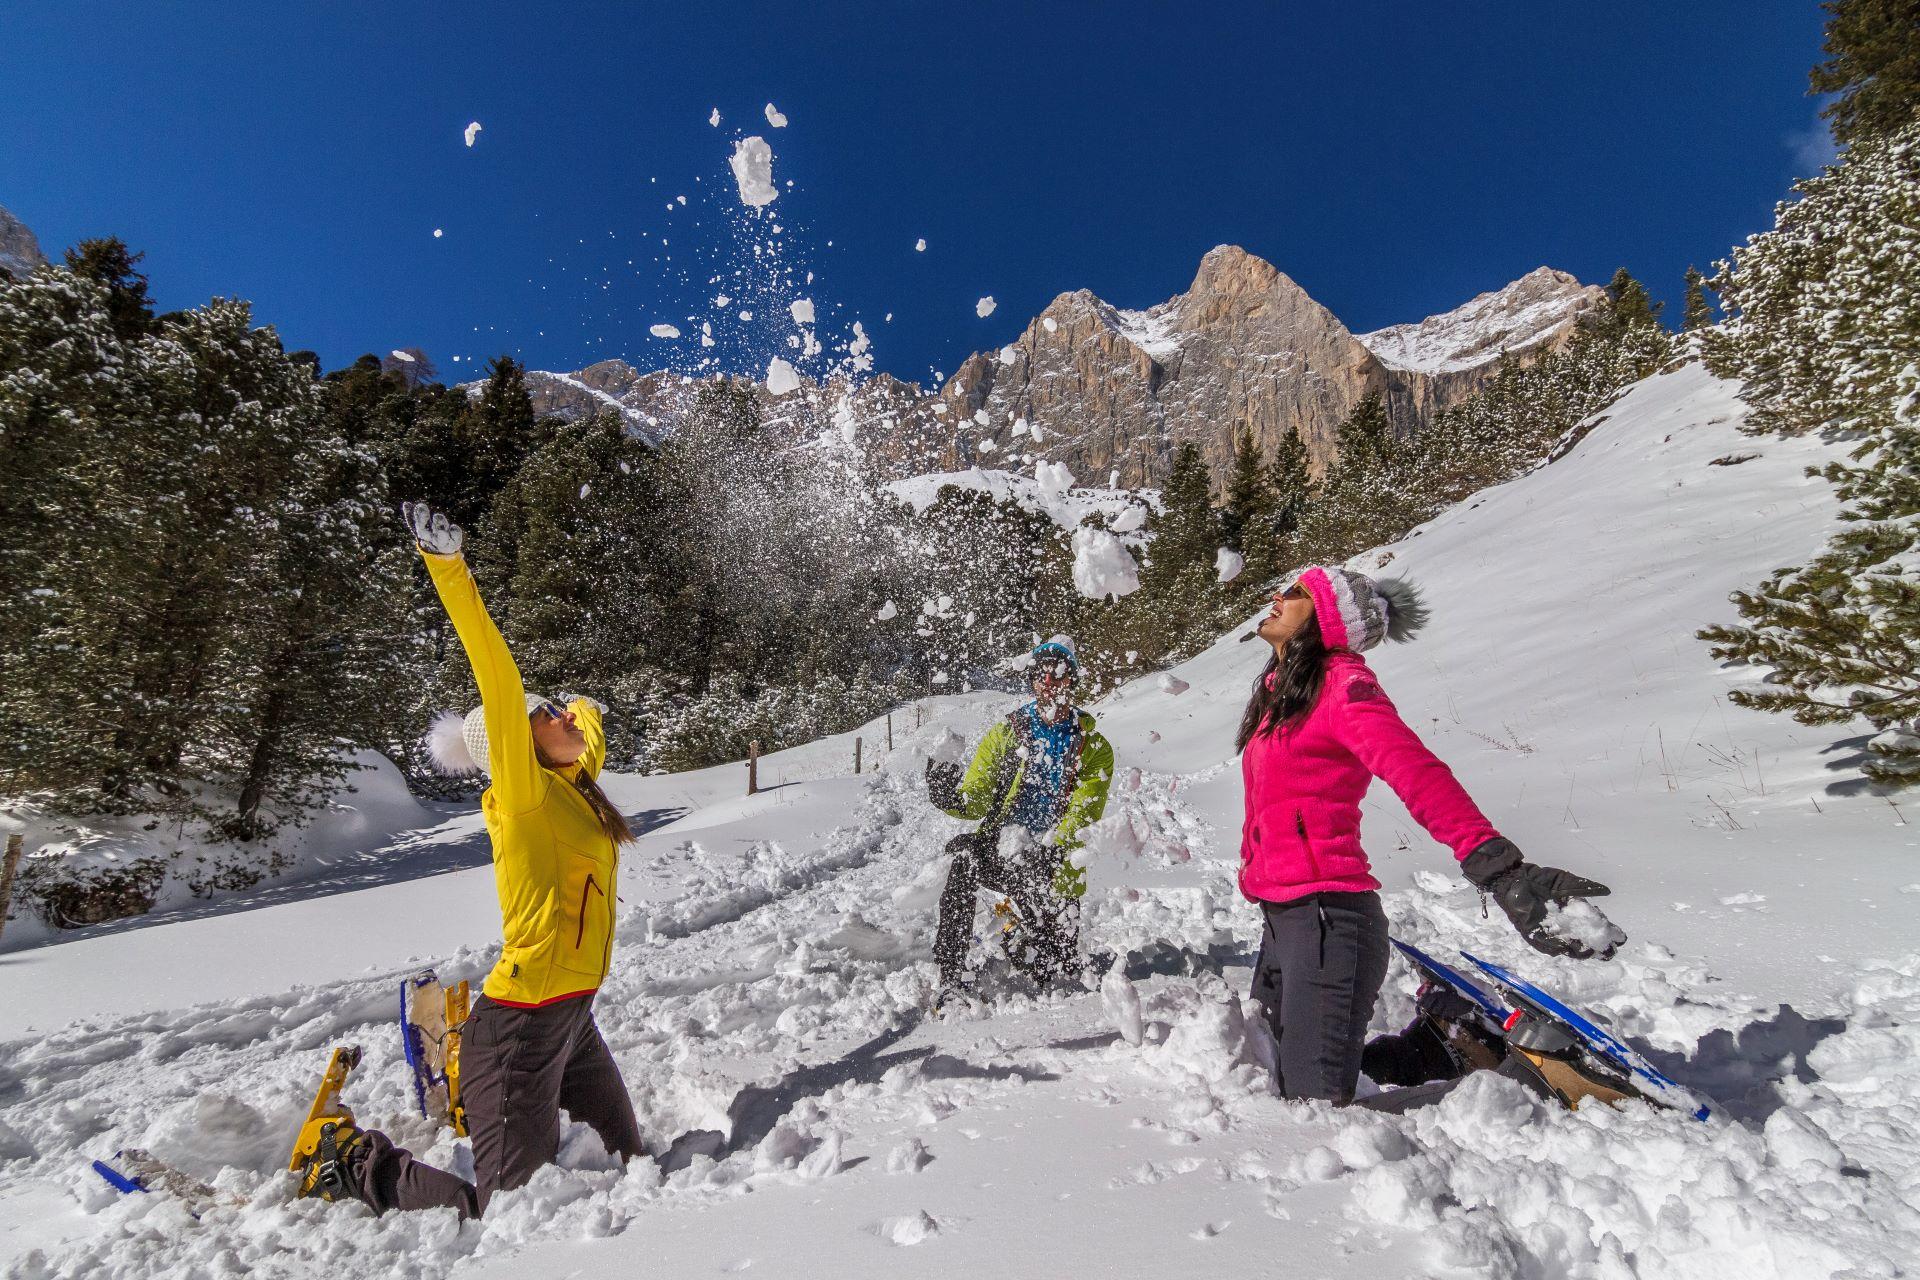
top-left (295, 501), bottom-right (643, 1218)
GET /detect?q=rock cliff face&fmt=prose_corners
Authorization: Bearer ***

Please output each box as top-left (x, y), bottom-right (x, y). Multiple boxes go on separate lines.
top-left (0, 205), bottom-right (48, 279)
top-left (506, 247), bottom-right (1603, 492)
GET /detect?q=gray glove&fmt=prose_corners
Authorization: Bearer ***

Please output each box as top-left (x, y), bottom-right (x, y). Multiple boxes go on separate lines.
top-left (402, 501), bottom-right (464, 555)
top-left (1462, 837), bottom-right (1617, 960)
top-left (926, 760), bottom-right (962, 812)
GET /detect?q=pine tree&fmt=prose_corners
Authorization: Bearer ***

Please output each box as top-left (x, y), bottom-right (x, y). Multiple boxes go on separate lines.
top-left (1698, 116), bottom-right (1920, 783)
top-left (1220, 427), bottom-right (1271, 553)
top-left (63, 238), bottom-right (156, 340)
top-left (1266, 424), bottom-right (1313, 544)
top-left (1682, 266), bottom-right (1715, 332)
top-left (1811, 0), bottom-right (1920, 147)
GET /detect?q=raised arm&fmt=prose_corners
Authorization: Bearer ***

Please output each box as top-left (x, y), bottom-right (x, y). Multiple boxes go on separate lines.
top-left (406, 502), bottom-right (546, 814)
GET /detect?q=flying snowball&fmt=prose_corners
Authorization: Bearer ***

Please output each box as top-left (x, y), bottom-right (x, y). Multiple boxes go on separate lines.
top-left (976, 296), bottom-right (996, 318)
top-left (877, 600), bottom-right (898, 621)
top-left (1071, 527), bottom-right (1140, 601)
top-left (432, 228), bottom-right (443, 238)
top-left (708, 107), bottom-right (722, 127)
top-left (915, 237), bottom-right (927, 252)
top-left (789, 298), bottom-right (815, 325)
top-left (729, 137), bottom-right (779, 208)
top-left (389, 349), bottom-right (416, 363)
top-left (765, 356), bottom-right (801, 396)
top-left (764, 102), bottom-right (788, 128)
top-left (649, 324), bottom-right (682, 339)
top-left (1215, 547), bottom-right (1245, 583)
top-left (463, 121), bottom-right (482, 147)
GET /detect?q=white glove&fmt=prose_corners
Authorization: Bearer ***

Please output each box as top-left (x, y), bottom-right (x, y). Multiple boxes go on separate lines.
top-left (402, 501), bottom-right (464, 555)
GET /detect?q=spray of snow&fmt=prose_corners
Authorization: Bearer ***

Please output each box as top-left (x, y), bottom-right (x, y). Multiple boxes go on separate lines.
top-left (728, 137), bottom-right (778, 208)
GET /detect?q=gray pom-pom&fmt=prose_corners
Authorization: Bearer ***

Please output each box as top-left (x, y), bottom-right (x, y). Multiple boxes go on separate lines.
top-left (1375, 578), bottom-right (1429, 643)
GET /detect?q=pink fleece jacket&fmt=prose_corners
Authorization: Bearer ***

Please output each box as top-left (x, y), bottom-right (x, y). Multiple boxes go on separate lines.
top-left (1239, 652), bottom-right (1501, 904)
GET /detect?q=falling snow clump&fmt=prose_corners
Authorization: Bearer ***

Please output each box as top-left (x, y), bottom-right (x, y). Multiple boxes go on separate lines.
top-left (729, 136), bottom-right (779, 208)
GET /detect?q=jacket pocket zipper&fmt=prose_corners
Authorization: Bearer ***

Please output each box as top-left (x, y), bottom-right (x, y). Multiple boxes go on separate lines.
top-left (1295, 810), bottom-right (1321, 879)
top-left (576, 873), bottom-right (605, 950)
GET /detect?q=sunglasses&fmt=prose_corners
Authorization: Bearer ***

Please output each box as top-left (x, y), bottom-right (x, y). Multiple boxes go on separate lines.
top-left (533, 701), bottom-right (567, 721)
top-left (1280, 584), bottom-right (1309, 601)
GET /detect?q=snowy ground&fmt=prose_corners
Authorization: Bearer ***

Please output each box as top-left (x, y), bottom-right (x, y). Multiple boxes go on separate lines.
top-left (4, 362), bottom-right (1919, 1279)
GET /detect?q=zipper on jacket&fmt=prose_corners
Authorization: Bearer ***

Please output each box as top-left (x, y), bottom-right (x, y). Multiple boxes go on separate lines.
top-left (1295, 809), bottom-right (1321, 880)
top-left (576, 873), bottom-right (605, 950)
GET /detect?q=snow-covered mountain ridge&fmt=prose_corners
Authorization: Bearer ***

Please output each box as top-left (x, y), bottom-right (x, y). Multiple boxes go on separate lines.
top-left (6, 361), bottom-right (1917, 1279)
top-left (505, 247), bottom-right (1602, 493)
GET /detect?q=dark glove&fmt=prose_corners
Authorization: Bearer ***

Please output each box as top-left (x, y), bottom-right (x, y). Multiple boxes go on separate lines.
top-left (1461, 837), bottom-right (1617, 960)
top-left (926, 760), bottom-right (963, 812)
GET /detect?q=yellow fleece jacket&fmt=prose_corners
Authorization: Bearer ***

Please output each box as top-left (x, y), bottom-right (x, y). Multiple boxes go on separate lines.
top-left (424, 550), bottom-right (617, 1006)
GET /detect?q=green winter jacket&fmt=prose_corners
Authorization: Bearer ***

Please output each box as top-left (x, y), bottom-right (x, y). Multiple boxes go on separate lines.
top-left (941, 707), bottom-right (1115, 897)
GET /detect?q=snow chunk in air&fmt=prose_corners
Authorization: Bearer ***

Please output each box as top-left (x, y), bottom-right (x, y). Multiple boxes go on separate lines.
top-left (789, 298), bottom-right (815, 325)
top-left (976, 296), bottom-right (997, 318)
top-left (1071, 527), bottom-right (1140, 601)
top-left (1215, 547), bottom-right (1245, 583)
top-left (708, 107), bottom-right (721, 127)
top-left (764, 102), bottom-right (788, 128)
top-left (463, 121), bottom-right (482, 147)
top-left (765, 357), bottom-right (801, 396)
top-left (729, 137), bottom-right (779, 208)
top-left (649, 324), bottom-right (682, 339)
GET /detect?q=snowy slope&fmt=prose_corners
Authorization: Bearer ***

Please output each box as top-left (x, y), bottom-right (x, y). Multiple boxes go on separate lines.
top-left (5, 363), bottom-right (1919, 1279)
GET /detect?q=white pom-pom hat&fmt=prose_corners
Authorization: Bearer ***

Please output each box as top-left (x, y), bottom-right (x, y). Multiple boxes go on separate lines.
top-left (1291, 566), bottom-right (1428, 653)
top-left (426, 694), bottom-right (557, 776)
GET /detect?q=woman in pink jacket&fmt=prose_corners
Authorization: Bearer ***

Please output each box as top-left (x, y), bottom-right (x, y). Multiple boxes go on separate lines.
top-left (1238, 565), bottom-right (1611, 1104)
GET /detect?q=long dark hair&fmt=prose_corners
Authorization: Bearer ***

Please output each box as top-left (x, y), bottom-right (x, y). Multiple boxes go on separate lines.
top-left (1236, 624), bottom-right (1333, 753)
top-left (536, 743), bottom-right (635, 845)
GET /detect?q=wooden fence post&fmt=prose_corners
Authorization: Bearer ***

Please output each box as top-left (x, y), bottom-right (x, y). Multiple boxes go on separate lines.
top-left (747, 741), bottom-right (760, 796)
top-left (854, 736), bottom-right (863, 775)
top-left (886, 712), bottom-right (893, 753)
top-left (0, 833), bottom-right (24, 945)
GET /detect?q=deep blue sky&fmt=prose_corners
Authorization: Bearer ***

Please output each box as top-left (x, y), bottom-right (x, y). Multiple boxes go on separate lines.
top-left (2, 1), bottom-right (1832, 387)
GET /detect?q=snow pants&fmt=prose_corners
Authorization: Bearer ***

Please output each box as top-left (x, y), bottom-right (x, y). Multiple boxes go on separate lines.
top-left (1249, 890), bottom-right (1391, 1104)
top-left (351, 992), bottom-right (645, 1218)
top-left (934, 832), bottom-right (1079, 987)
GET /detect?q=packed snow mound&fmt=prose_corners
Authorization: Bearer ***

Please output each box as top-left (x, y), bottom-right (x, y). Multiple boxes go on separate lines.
top-left (1358, 266), bottom-right (1602, 374)
top-left (11, 362), bottom-right (1920, 1280)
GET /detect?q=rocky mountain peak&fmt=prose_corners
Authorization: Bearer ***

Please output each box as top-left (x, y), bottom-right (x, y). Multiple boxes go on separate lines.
top-left (0, 205), bottom-right (48, 279)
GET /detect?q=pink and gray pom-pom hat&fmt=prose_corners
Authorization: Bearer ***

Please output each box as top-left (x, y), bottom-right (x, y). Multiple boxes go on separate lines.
top-left (1290, 565), bottom-right (1430, 652)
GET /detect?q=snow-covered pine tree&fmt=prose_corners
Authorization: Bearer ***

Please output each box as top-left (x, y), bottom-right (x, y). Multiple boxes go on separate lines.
top-left (1683, 266), bottom-right (1715, 333)
top-left (1809, 0), bottom-right (1920, 147)
top-left (1699, 115), bottom-right (1920, 782)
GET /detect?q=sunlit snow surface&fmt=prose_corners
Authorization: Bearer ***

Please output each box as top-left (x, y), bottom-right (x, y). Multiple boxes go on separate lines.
top-left (4, 365), bottom-right (1920, 1278)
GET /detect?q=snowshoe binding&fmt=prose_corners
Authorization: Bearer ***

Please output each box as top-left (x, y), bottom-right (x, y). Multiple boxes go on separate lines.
top-left (288, 1045), bottom-right (366, 1202)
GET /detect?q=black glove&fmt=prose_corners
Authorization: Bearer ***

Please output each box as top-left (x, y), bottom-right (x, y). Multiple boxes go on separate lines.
top-left (925, 760), bottom-right (962, 812)
top-left (1461, 837), bottom-right (1617, 960)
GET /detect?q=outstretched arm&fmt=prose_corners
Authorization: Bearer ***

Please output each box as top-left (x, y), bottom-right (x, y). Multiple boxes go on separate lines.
top-left (406, 502), bottom-right (545, 814)
top-left (1330, 672), bottom-right (1499, 859)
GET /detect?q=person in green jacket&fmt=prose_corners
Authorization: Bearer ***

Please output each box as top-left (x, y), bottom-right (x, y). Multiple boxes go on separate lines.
top-left (926, 636), bottom-right (1115, 1005)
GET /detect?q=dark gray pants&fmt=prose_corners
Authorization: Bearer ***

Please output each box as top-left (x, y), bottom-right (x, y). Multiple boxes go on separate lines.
top-left (351, 992), bottom-right (644, 1218)
top-left (1249, 891), bottom-right (1391, 1104)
